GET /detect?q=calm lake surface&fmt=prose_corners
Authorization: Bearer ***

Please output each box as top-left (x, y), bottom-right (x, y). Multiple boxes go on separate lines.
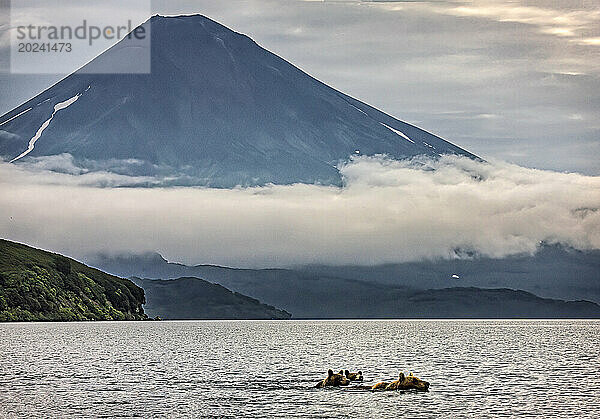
top-left (1, 320), bottom-right (599, 418)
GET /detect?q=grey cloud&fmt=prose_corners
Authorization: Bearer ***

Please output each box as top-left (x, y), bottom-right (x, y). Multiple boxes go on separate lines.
top-left (18, 153), bottom-right (87, 175)
top-left (0, 155), bottom-right (598, 268)
top-left (4, 155), bottom-right (162, 187)
top-left (0, 129), bottom-right (20, 142)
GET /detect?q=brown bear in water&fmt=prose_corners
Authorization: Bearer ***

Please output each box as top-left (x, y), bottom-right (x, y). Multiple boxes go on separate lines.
top-left (315, 369), bottom-right (351, 388)
top-left (371, 372), bottom-right (430, 392)
top-left (344, 370), bottom-right (363, 382)
top-left (370, 381), bottom-right (390, 390)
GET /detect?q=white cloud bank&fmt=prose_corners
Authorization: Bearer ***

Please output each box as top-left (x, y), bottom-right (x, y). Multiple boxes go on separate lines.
top-left (0, 155), bottom-right (598, 268)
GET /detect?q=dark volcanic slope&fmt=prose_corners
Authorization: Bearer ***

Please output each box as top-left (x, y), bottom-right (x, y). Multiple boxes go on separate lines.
top-left (0, 239), bottom-right (145, 321)
top-left (132, 277), bottom-right (291, 320)
top-left (0, 14), bottom-right (476, 187)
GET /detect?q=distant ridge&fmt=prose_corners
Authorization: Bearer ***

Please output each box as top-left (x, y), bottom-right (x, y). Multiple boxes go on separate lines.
top-left (92, 251), bottom-right (600, 319)
top-left (132, 277), bottom-right (291, 320)
top-left (0, 14), bottom-right (476, 187)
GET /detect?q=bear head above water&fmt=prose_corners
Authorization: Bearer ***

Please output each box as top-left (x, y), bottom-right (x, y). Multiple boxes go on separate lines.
top-left (344, 370), bottom-right (363, 381)
top-left (315, 369), bottom-right (351, 388)
top-left (372, 372), bottom-right (429, 392)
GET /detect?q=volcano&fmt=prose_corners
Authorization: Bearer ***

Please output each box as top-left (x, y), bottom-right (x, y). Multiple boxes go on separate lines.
top-left (0, 14), bottom-right (477, 187)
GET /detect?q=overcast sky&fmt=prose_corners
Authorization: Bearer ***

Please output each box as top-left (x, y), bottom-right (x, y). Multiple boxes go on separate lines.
top-left (1, 0), bottom-right (599, 174)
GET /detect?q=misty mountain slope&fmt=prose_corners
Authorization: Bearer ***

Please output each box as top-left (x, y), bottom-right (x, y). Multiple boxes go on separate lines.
top-left (131, 277), bottom-right (291, 320)
top-left (91, 243), bottom-right (600, 305)
top-left (93, 254), bottom-right (413, 318)
top-left (0, 14), bottom-right (475, 187)
top-left (90, 252), bottom-right (600, 318)
top-left (301, 244), bottom-right (600, 303)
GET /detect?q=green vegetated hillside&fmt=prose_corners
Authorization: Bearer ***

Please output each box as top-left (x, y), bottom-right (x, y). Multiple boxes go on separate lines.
top-left (132, 277), bottom-right (291, 320)
top-left (0, 239), bottom-right (146, 321)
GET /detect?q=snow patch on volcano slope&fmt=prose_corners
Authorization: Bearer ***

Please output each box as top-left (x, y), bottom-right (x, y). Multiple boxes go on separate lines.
top-left (10, 94), bottom-right (81, 163)
top-left (380, 122), bottom-right (415, 144)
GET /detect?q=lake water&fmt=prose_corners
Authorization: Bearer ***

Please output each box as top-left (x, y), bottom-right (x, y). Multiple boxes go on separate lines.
top-left (1, 320), bottom-right (599, 418)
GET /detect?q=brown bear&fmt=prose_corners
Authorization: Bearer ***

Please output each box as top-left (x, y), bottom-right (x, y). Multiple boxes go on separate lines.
top-left (344, 370), bottom-right (363, 382)
top-left (372, 372), bottom-right (429, 392)
top-left (370, 381), bottom-right (390, 390)
top-left (315, 369), bottom-right (351, 388)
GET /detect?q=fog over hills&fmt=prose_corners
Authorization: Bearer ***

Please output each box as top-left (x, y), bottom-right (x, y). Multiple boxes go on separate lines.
top-left (91, 244), bottom-right (600, 318)
top-left (0, 14), bottom-right (475, 187)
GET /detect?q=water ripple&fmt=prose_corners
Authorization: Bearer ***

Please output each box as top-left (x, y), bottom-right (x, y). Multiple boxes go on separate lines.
top-left (0, 320), bottom-right (599, 417)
